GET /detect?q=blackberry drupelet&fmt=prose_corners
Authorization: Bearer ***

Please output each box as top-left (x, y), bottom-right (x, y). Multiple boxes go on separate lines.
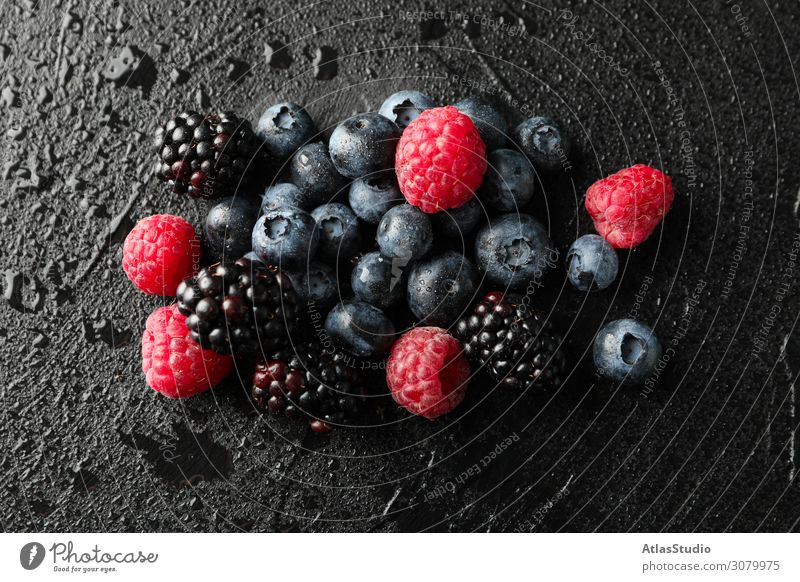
top-left (176, 258), bottom-right (299, 356)
top-left (252, 338), bottom-right (368, 432)
top-left (455, 292), bottom-right (567, 389)
top-left (155, 111), bottom-right (260, 199)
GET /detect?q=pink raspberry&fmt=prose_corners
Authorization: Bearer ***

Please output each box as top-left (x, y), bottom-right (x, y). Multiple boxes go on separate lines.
top-left (386, 327), bottom-right (471, 419)
top-left (584, 164), bottom-right (674, 249)
top-left (395, 106), bottom-right (487, 214)
top-left (122, 214), bottom-right (200, 295)
top-left (142, 305), bottom-right (233, 398)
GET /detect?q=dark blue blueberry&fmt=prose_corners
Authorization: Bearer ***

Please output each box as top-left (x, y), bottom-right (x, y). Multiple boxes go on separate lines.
top-left (289, 142), bottom-right (348, 207)
top-left (514, 116), bottom-right (571, 173)
top-left (351, 251), bottom-right (406, 309)
top-left (566, 234), bottom-right (619, 291)
top-left (324, 301), bottom-right (395, 357)
top-left (311, 203), bottom-right (361, 263)
top-left (379, 90), bottom-right (436, 129)
top-left (255, 102), bottom-right (317, 160)
top-left (474, 213), bottom-right (558, 291)
top-left (478, 149), bottom-right (536, 212)
top-left (261, 182), bottom-right (314, 212)
top-left (454, 96), bottom-right (509, 152)
top-left (251, 206), bottom-right (319, 269)
top-left (593, 319), bottom-right (662, 385)
top-left (430, 197), bottom-right (484, 242)
top-left (377, 204), bottom-right (433, 260)
top-left (348, 172), bottom-right (402, 224)
top-left (288, 261), bottom-right (338, 309)
top-left (406, 251), bottom-right (480, 327)
top-left (303, 261), bottom-right (339, 308)
top-left (204, 195), bottom-right (261, 263)
top-left (329, 113), bottom-right (400, 179)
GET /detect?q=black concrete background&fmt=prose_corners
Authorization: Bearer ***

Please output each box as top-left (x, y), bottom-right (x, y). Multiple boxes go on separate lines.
top-left (2, 0), bottom-right (800, 532)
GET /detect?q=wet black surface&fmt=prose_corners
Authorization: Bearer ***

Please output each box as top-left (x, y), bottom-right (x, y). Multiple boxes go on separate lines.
top-left (2, 0), bottom-right (800, 532)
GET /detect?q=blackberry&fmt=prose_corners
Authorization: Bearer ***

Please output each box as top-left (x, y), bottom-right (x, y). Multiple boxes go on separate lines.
top-left (252, 338), bottom-right (368, 432)
top-left (455, 292), bottom-right (567, 389)
top-left (176, 258), bottom-right (299, 356)
top-left (155, 111), bottom-right (260, 199)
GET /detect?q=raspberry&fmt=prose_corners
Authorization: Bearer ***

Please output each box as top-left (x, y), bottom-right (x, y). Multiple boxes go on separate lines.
top-left (123, 214), bottom-right (199, 295)
top-left (395, 106), bottom-right (487, 214)
top-left (584, 164), bottom-right (674, 249)
top-left (386, 327), bottom-right (471, 419)
top-left (141, 305), bottom-right (233, 398)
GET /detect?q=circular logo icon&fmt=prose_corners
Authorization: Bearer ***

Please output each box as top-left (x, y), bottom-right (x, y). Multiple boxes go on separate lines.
top-left (20, 542), bottom-right (45, 570)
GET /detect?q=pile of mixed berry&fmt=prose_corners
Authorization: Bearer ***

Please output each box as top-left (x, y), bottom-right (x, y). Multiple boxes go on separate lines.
top-left (124, 91), bottom-right (674, 433)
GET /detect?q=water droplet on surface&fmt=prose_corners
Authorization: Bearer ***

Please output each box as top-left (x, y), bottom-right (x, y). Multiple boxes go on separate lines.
top-left (312, 46), bottom-right (338, 80)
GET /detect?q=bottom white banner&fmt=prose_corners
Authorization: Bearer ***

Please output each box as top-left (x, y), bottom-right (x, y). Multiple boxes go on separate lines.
top-left (0, 533), bottom-right (796, 580)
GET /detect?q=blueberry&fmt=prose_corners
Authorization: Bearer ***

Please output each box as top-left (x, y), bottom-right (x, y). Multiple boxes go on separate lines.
top-left (474, 212), bottom-right (558, 291)
top-left (454, 96), bottom-right (509, 152)
top-left (348, 172), bottom-right (402, 224)
top-left (351, 251), bottom-right (406, 309)
top-left (593, 319), bottom-right (662, 385)
top-left (566, 234), bottom-right (619, 291)
top-left (379, 90), bottom-right (436, 129)
top-left (261, 182), bottom-right (315, 212)
top-left (303, 261), bottom-right (339, 308)
top-left (255, 102), bottom-right (317, 160)
top-left (288, 261), bottom-right (338, 309)
top-left (204, 195), bottom-right (261, 263)
top-left (289, 142), bottom-right (348, 206)
top-left (311, 203), bottom-right (361, 263)
top-left (325, 301), bottom-right (395, 357)
top-left (377, 204), bottom-right (433, 260)
top-left (252, 206), bottom-right (319, 269)
top-left (478, 149), bottom-right (536, 212)
top-left (431, 197), bottom-right (484, 242)
top-left (407, 251), bottom-right (479, 327)
top-left (329, 113), bottom-right (400, 179)
top-left (514, 116), bottom-right (571, 173)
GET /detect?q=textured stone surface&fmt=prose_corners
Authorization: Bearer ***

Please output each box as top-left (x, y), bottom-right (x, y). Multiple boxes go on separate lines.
top-left (1, 0), bottom-right (799, 532)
